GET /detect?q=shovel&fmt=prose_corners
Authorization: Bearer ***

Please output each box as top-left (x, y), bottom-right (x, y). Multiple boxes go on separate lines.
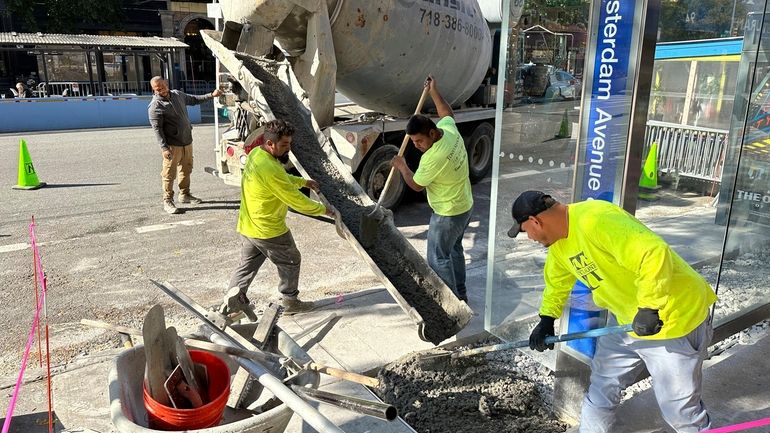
top-left (360, 79), bottom-right (432, 247)
top-left (417, 324), bottom-right (633, 369)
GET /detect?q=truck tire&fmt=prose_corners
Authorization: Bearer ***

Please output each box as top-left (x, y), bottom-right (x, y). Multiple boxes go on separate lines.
top-left (358, 144), bottom-right (405, 209)
top-left (466, 122), bottom-right (494, 183)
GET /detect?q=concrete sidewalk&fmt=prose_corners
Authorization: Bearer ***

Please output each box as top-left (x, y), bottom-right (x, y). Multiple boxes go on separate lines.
top-left (615, 333), bottom-right (770, 432)
top-left (3, 193), bottom-right (762, 433)
top-left (3, 283), bottom-right (768, 433)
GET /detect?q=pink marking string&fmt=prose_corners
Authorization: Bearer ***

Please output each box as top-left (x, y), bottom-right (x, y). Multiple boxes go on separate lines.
top-left (1, 219), bottom-right (52, 433)
top-left (29, 219), bottom-right (54, 433)
top-left (701, 418), bottom-right (770, 433)
top-left (1, 273), bottom-right (45, 433)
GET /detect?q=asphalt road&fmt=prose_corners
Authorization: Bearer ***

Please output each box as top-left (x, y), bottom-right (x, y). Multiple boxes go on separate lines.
top-left (0, 124), bottom-right (492, 378)
top-left (0, 125), bottom-right (381, 376)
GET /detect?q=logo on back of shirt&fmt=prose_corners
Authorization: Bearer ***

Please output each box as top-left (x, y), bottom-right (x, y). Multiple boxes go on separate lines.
top-left (568, 251), bottom-right (604, 290)
top-left (444, 135), bottom-right (465, 171)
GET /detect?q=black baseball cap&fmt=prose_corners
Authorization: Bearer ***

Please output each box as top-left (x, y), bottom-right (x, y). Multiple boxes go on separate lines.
top-left (507, 191), bottom-right (555, 238)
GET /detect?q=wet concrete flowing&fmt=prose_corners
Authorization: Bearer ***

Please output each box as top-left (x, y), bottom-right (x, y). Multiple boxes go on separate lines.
top-left (377, 347), bottom-right (568, 433)
top-left (237, 54), bottom-right (468, 344)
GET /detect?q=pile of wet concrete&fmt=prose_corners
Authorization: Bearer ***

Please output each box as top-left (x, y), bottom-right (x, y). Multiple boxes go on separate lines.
top-left (376, 344), bottom-right (568, 433)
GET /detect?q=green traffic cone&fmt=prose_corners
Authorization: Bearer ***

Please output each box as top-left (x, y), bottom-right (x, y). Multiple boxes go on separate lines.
top-left (13, 139), bottom-right (46, 190)
top-left (557, 109), bottom-right (570, 138)
top-left (639, 142), bottom-right (659, 200)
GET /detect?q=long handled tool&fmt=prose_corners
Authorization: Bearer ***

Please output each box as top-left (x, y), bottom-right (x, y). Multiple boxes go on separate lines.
top-left (291, 385), bottom-right (397, 421)
top-left (184, 338), bottom-right (380, 388)
top-left (360, 80), bottom-right (432, 247)
top-left (418, 324), bottom-right (633, 369)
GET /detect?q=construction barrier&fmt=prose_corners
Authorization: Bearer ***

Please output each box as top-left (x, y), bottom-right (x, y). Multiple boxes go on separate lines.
top-left (0, 96), bottom-right (201, 133)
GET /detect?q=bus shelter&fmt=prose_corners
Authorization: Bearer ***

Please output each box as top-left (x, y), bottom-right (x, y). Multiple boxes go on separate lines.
top-left (0, 32), bottom-right (204, 132)
top-left (0, 32), bottom-right (188, 98)
top-left (488, 0), bottom-right (770, 422)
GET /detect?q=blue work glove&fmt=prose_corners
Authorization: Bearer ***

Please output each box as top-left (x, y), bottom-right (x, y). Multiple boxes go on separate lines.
top-left (529, 316), bottom-right (556, 352)
top-left (632, 308), bottom-right (663, 336)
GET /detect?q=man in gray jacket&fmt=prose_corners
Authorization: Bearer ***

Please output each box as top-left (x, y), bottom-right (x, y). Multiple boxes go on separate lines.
top-left (148, 76), bottom-right (222, 214)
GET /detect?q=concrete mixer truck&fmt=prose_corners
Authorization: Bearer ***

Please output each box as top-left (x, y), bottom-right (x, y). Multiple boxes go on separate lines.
top-left (205, 0), bottom-right (507, 209)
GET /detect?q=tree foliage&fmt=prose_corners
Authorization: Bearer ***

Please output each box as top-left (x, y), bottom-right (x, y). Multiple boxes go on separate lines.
top-left (6, 0), bottom-right (124, 33)
top-left (520, 0), bottom-right (746, 42)
top-left (522, 0), bottom-right (589, 28)
top-left (659, 0), bottom-right (747, 42)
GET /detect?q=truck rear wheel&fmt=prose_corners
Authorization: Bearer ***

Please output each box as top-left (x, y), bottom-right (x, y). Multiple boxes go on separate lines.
top-left (358, 144), bottom-right (405, 209)
top-left (467, 122), bottom-right (494, 183)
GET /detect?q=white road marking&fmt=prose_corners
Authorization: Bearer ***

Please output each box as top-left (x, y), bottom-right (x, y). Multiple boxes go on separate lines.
top-left (135, 219), bottom-right (207, 234)
top-left (0, 243), bottom-right (29, 253)
top-left (480, 166), bottom-right (573, 184)
top-left (479, 169), bottom-right (539, 184)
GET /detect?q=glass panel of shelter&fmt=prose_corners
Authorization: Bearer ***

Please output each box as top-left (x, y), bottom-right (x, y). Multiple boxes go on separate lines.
top-left (717, 2), bottom-right (770, 330)
top-left (486, 0), bottom-right (589, 369)
top-left (487, 0), bottom-right (767, 370)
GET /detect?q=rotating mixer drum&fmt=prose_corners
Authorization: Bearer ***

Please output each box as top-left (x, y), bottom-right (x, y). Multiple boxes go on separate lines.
top-left (218, 0), bottom-right (493, 116)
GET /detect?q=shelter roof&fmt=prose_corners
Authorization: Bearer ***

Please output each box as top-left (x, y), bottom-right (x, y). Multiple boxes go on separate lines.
top-left (0, 32), bottom-right (188, 49)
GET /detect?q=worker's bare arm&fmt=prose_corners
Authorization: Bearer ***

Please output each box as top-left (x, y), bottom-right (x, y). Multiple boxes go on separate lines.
top-left (426, 75), bottom-right (453, 119)
top-left (392, 155), bottom-right (425, 192)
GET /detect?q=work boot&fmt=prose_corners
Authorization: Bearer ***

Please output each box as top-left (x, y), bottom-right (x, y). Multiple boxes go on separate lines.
top-left (281, 298), bottom-right (316, 315)
top-left (219, 287), bottom-right (258, 322)
top-left (179, 194), bottom-right (203, 204)
top-left (164, 199), bottom-right (180, 214)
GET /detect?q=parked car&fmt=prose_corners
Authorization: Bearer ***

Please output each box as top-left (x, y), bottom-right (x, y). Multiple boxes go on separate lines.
top-left (507, 64), bottom-right (581, 104)
top-left (545, 70), bottom-right (582, 100)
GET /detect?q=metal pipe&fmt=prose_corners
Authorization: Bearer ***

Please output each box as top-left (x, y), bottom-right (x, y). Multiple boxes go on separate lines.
top-left (290, 385), bottom-right (397, 422)
top-left (293, 313), bottom-right (338, 341)
top-left (86, 50), bottom-right (95, 96)
top-left (206, 332), bottom-right (345, 432)
top-left (41, 52), bottom-right (50, 96)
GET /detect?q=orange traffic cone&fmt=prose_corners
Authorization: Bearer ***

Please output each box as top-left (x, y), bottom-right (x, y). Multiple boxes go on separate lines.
top-left (13, 139), bottom-right (46, 190)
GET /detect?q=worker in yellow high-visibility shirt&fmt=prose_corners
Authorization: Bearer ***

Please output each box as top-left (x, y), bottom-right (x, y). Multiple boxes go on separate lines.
top-left (507, 191), bottom-right (717, 433)
top-left (223, 119), bottom-right (336, 317)
top-left (392, 76), bottom-right (473, 303)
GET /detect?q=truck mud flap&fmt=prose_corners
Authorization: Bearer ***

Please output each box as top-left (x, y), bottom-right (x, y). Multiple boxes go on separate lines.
top-left (201, 30), bottom-right (472, 344)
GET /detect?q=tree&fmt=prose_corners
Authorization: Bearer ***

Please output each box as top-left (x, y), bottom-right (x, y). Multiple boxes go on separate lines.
top-left (6, 0), bottom-right (124, 33)
top-left (521, 0), bottom-right (589, 28)
top-left (658, 0), bottom-right (747, 42)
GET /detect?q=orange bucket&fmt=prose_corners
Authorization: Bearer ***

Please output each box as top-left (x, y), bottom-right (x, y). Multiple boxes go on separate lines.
top-left (143, 350), bottom-right (230, 431)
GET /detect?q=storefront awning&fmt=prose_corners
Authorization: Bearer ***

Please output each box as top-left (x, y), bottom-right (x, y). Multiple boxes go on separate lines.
top-left (0, 32), bottom-right (188, 49)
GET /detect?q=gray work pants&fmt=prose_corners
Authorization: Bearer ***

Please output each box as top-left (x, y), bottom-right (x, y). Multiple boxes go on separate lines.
top-left (228, 231), bottom-right (301, 299)
top-left (579, 317), bottom-right (713, 433)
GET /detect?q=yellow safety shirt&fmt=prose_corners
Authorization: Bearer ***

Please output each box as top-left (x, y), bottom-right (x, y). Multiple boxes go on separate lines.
top-left (413, 117), bottom-right (473, 216)
top-left (540, 200), bottom-right (717, 340)
top-left (237, 148), bottom-right (326, 239)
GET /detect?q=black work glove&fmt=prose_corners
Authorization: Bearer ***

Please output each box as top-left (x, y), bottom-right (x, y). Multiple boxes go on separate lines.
top-left (632, 308), bottom-right (663, 336)
top-left (529, 316), bottom-right (556, 352)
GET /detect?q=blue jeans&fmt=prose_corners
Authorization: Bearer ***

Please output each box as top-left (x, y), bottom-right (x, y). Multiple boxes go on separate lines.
top-left (427, 209), bottom-right (472, 299)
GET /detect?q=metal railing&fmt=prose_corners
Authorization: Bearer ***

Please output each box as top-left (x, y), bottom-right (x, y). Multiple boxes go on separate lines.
top-left (644, 120), bottom-right (729, 182)
top-left (34, 80), bottom-right (216, 97)
top-left (180, 80), bottom-right (216, 95)
top-left (37, 81), bottom-right (152, 97)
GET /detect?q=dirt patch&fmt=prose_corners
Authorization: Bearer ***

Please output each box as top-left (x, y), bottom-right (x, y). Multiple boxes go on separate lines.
top-left (376, 345), bottom-right (568, 433)
top-left (237, 54), bottom-right (466, 344)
